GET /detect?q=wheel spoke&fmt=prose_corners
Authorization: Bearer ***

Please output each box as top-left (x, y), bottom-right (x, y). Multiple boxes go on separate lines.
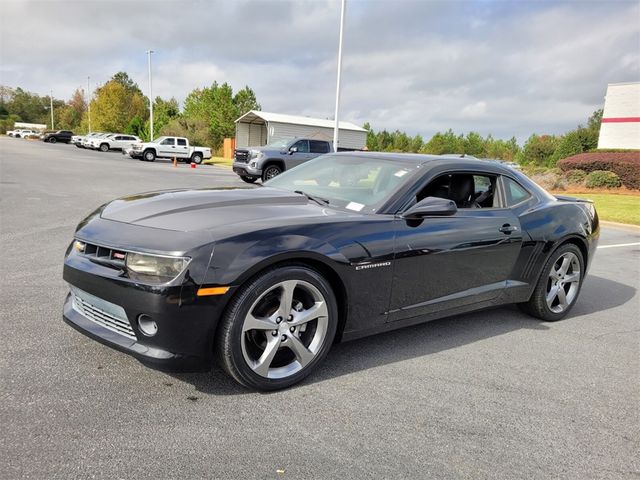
top-left (558, 256), bottom-right (571, 276)
top-left (243, 313), bottom-right (275, 332)
top-left (278, 280), bottom-right (298, 317)
top-left (289, 301), bottom-right (328, 327)
top-left (549, 268), bottom-right (561, 282)
top-left (252, 337), bottom-right (281, 377)
top-left (546, 285), bottom-right (559, 308)
top-left (287, 334), bottom-right (314, 367)
top-left (556, 287), bottom-right (568, 308)
top-left (563, 272), bottom-right (580, 284)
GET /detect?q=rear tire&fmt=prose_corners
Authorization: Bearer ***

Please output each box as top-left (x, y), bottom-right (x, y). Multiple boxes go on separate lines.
top-left (519, 243), bottom-right (584, 321)
top-left (215, 266), bottom-right (338, 390)
top-left (240, 176), bottom-right (258, 184)
top-left (191, 153), bottom-right (203, 164)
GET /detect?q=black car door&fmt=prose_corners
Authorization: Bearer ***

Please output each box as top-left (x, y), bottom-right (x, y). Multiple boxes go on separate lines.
top-left (388, 171), bottom-right (523, 323)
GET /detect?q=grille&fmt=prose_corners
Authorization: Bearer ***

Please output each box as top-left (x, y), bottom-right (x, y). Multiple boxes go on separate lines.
top-left (77, 241), bottom-right (127, 270)
top-left (71, 288), bottom-right (136, 340)
top-left (234, 149), bottom-right (249, 163)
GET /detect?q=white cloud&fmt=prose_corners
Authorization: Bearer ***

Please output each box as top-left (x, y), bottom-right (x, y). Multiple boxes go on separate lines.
top-left (1, 0), bottom-right (638, 141)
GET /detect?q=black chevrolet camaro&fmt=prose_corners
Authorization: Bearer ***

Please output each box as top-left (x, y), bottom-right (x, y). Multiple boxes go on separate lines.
top-left (63, 153), bottom-right (599, 390)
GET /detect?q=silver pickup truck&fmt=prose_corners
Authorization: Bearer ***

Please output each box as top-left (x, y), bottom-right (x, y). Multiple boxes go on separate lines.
top-left (232, 138), bottom-right (333, 183)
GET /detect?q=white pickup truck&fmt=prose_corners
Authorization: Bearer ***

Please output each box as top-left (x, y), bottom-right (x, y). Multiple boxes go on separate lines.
top-left (126, 136), bottom-right (212, 164)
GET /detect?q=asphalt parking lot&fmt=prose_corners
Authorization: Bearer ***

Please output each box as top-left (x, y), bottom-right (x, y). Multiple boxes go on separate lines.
top-left (1, 136), bottom-right (638, 479)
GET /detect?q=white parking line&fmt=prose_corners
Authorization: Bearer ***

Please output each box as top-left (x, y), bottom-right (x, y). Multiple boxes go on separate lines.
top-left (597, 242), bottom-right (640, 249)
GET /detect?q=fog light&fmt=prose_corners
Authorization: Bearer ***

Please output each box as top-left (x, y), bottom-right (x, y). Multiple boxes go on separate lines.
top-left (137, 314), bottom-right (158, 336)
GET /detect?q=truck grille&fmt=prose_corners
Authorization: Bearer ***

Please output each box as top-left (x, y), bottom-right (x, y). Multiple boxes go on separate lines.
top-left (71, 288), bottom-right (136, 340)
top-left (234, 149), bottom-right (249, 163)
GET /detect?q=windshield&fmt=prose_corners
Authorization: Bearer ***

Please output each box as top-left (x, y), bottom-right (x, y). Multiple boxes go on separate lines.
top-left (265, 138), bottom-right (292, 149)
top-left (153, 136), bottom-right (167, 143)
top-left (265, 154), bottom-right (420, 213)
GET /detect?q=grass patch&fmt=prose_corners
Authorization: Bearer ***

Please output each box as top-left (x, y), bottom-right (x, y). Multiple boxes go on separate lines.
top-left (559, 193), bottom-right (640, 225)
top-left (203, 156), bottom-right (233, 168)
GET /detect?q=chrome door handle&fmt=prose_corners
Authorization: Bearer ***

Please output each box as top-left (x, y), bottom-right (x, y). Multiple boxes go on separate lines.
top-left (499, 224), bottom-right (518, 234)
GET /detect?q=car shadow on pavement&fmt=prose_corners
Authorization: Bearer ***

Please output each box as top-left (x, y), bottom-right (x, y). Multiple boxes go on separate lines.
top-left (173, 274), bottom-right (635, 395)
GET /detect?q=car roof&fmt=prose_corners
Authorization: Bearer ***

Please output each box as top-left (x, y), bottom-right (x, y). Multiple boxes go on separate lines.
top-left (331, 151), bottom-right (517, 176)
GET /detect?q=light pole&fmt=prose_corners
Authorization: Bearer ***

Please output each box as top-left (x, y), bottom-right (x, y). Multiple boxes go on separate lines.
top-left (146, 50), bottom-right (154, 141)
top-left (87, 76), bottom-right (92, 133)
top-left (50, 89), bottom-right (54, 130)
top-left (333, 0), bottom-right (346, 151)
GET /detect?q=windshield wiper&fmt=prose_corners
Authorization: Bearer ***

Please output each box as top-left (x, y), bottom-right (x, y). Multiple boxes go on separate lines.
top-left (294, 190), bottom-right (330, 206)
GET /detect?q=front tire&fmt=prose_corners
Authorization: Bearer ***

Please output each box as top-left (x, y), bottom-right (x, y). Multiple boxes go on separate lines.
top-left (262, 164), bottom-right (282, 182)
top-left (99, 143), bottom-right (109, 152)
top-left (143, 149), bottom-right (156, 162)
top-left (240, 176), bottom-right (258, 184)
top-left (49, 137), bottom-right (57, 144)
top-left (519, 243), bottom-right (584, 321)
top-left (216, 266), bottom-right (338, 390)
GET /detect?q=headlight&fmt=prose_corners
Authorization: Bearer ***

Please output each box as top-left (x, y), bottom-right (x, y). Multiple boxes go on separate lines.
top-left (249, 150), bottom-right (263, 159)
top-left (125, 252), bottom-right (190, 284)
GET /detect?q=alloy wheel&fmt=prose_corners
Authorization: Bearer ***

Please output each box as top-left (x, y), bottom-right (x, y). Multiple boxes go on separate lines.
top-left (263, 166), bottom-right (281, 180)
top-left (546, 252), bottom-right (581, 313)
top-left (240, 280), bottom-right (329, 379)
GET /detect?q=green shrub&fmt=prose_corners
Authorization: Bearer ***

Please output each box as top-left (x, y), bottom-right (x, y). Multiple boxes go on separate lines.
top-left (558, 152), bottom-right (639, 189)
top-left (564, 169), bottom-right (587, 185)
top-left (585, 170), bottom-right (622, 189)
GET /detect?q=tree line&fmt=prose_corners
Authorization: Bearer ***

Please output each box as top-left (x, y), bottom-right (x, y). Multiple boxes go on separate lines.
top-left (1, 71), bottom-right (602, 165)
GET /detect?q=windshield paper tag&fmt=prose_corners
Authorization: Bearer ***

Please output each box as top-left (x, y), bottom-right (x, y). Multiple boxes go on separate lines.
top-left (346, 202), bottom-right (364, 212)
top-left (394, 170), bottom-right (408, 177)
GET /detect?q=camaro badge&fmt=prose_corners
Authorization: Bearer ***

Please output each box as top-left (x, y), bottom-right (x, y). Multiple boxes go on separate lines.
top-left (354, 261), bottom-right (391, 271)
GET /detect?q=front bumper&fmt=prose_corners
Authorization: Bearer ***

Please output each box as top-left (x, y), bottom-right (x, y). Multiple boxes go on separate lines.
top-left (62, 245), bottom-right (232, 372)
top-left (232, 162), bottom-right (261, 177)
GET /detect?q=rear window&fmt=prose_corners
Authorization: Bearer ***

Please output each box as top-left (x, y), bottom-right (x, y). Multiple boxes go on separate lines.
top-left (504, 177), bottom-right (532, 206)
top-left (310, 140), bottom-right (330, 154)
top-left (177, 139), bottom-right (187, 146)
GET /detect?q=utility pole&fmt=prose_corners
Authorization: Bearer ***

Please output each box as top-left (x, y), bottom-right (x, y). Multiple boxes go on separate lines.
top-left (87, 76), bottom-right (92, 133)
top-left (333, 0), bottom-right (346, 151)
top-left (146, 50), bottom-right (154, 141)
top-left (50, 89), bottom-right (54, 130)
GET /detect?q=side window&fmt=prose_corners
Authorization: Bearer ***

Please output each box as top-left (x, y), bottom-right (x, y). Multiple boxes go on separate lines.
top-left (160, 138), bottom-right (175, 146)
top-left (310, 140), bottom-right (330, 153)
top-left (115, 136), bottom-right (124, 141)
top-left (291, 140), bottom-right (309, 153)
top-left (416, 173), bottom-right (498, 209)
top-left (177, 138), bottom-right (187, 146)
top-left (503, 177), bottom-right (532, 206)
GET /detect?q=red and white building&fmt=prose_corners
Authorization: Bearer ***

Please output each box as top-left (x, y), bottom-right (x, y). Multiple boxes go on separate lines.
top-left (597, 82), bottom-right (640, 149)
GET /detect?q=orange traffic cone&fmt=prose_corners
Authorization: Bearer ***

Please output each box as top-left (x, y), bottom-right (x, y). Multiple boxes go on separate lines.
top-left (172, 157), bottom-right (177, 167)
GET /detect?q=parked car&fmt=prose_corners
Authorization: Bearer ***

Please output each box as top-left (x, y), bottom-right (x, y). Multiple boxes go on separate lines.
top-left (82, 133), bottom-right (111, 149)
top-left (42, 130), bottom-right (74, 144)
top-left (7, 128), bottom-right (26, 137)
top-left (15, 130), bottom-right (38, 138)
top-left (126, 136), bottom-right (211, 164)
top-left (88, 133), bottom-right (141, 152)
top-left (72, 132), bottom-right (101, 148)
top-left (62, 153), bottom-right (599, 390)
top-left (233, 138), bottom-right (333, 183)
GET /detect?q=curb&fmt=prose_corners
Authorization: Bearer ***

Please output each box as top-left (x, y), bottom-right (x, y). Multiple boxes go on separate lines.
top-left (600, 221), bottom-right (640, 232)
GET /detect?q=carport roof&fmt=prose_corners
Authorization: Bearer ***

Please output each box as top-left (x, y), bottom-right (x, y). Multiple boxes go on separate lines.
top-left (235, 110), bottom-right (367, 132)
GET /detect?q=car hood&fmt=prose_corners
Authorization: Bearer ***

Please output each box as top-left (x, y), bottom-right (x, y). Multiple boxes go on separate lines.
top-left (100, 187), bottom-right (342, 233)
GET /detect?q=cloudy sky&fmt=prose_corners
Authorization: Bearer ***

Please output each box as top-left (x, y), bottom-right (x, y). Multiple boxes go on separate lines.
top-left (1, 0), bottom-right (639, 140)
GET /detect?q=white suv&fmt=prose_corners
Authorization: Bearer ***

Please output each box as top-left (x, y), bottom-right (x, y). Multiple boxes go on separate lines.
top-left (89, 134), bottom-right (141, 152)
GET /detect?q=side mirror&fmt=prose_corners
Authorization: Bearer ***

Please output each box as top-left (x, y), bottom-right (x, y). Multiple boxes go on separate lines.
top-left (289, 146), bottom-right (298, 154)
top-left (402, 196), bottom-right (457, 220)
